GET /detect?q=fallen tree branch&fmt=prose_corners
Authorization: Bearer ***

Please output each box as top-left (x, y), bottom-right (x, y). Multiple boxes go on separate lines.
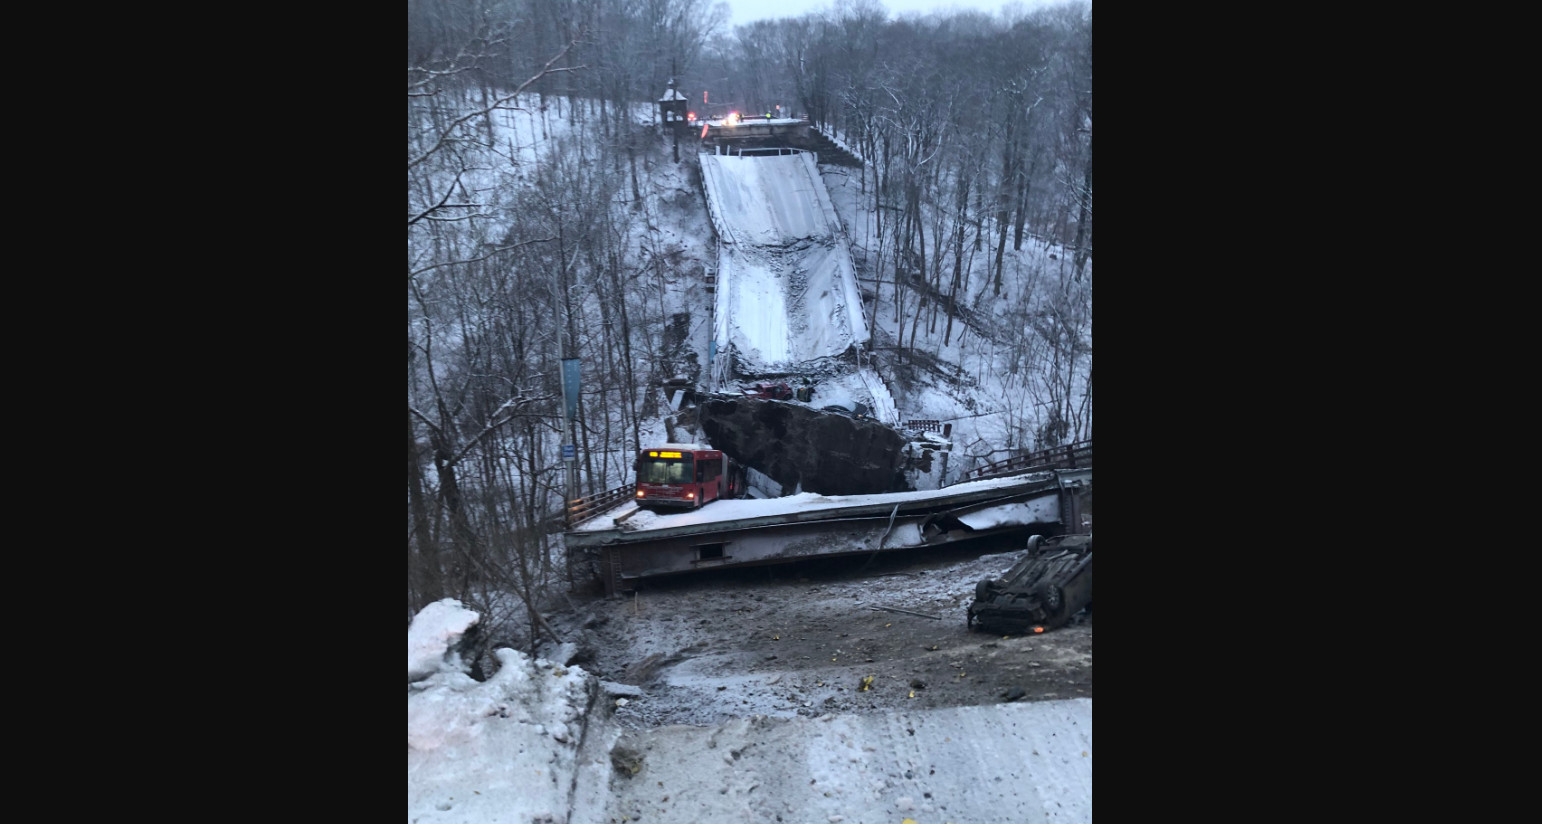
top-left (868, 606), bottom-right (942, 620)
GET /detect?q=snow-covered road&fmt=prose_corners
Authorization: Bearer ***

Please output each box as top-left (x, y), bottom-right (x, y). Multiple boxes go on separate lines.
top-left (608, 699), bottom-right (1092, 823)
top-left (408, 598), bottom-right (1093, 824)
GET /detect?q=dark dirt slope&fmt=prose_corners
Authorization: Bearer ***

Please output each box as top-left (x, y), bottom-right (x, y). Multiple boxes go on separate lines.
top-left (700, 397), bottom-right (909, 495)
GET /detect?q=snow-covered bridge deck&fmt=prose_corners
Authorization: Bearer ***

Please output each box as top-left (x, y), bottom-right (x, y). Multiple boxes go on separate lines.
top-left (566, 469), bottom-right (1091, 595)
top-left (699, 151), bottom-right (870, 382)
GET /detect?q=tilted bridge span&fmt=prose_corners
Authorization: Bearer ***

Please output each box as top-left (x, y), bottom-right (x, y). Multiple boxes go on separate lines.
top-left (565, 442), bottom-right (1090, 596)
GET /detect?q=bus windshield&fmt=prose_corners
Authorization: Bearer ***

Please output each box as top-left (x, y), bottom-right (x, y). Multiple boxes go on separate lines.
top-left (638, 456), bottom-right (693, 484)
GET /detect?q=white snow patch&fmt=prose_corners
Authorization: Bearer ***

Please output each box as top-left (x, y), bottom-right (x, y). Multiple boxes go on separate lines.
top-left (407, 598), bottom-right (480, 683)
top-left (954, 497), bottom-right (1061, 530)
top-left (408, 604), bottom-right (607, 824)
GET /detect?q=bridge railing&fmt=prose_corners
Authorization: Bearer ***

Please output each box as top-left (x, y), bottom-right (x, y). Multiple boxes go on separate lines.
top-left (566, 483), bottom-right (637, 529)
top-left (951, 440), bottom-right (1093, 485)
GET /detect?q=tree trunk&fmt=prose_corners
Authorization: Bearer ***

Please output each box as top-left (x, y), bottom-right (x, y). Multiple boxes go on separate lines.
top-left (1071, 144), bottom-right (1092, 279)
top-left (628, 133), bottom-right (642, 206)
top-left (434, 443), bottom-right (477, 594)
top-left (1012, 153), bottom-right (1034, 251)
top-left (409, 409), bottom-right (442, 609)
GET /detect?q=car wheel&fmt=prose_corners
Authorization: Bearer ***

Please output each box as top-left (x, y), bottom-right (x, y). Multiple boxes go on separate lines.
top-left (1034, 582), bottom-right (1062, 609)
top-left (975, 578), bottom-right (994, 602)
top-left (1034, 583), bottom-right (1066, 626)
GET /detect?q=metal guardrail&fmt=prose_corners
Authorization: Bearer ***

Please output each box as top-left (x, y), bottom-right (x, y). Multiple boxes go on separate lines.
top-left (566, 483), bottom-right (637, 528)
top-left (951, 440), bottom-right (1092, 485)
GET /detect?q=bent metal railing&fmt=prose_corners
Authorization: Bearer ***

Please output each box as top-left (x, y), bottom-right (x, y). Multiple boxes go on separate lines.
top-left (950, 439), bottom-right (1093, 486)
top-left (566, 483), bottom-right (637, 528)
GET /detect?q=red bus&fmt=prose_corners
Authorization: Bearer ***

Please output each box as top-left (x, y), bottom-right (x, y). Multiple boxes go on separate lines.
top-left (634, 445), bottom-right (745, 510)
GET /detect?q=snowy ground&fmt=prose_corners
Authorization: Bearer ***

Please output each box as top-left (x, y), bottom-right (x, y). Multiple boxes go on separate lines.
top-left (604, 699), bottom-right (1092, 823)
top-left (409, 544), bottom-right (1092, 824)
top-left (814, 161), bottom-right (1091, 477)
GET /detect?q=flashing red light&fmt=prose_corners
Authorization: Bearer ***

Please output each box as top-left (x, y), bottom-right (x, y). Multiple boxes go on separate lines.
top-left (688, 111), bottom-right (695, 121)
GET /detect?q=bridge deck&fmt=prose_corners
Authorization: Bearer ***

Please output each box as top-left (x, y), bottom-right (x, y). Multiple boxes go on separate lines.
top-left (565, 469), bottom-right (1091, 595)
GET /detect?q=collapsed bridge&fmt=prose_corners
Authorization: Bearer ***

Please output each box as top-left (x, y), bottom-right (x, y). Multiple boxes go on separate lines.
top-left (698, 150), bottom-right (876, 404)
top-left (560, 131), bottom-right (1094, 595)
top-left (566, 467), bottom-right (1091, 596)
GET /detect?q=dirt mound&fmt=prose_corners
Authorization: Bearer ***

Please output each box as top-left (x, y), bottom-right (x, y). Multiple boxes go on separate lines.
top-left (700, 397), bottom-right (909, 495)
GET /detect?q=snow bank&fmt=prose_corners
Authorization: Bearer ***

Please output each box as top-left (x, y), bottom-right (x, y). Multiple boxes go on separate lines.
top-left (408, 600), bottom-right (610, 824)
top-left (407, 598), bottom-right (481, 683)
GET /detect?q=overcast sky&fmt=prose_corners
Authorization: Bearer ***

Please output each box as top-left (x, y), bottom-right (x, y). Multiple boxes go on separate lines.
top-left (719, 0), bottom-right (1072, 27)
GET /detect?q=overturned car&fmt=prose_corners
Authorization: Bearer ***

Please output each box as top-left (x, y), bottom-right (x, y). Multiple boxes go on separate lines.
top-left (968, 533), bottom-right (1092, 634)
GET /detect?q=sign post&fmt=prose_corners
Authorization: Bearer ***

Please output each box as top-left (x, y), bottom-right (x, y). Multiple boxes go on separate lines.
top-left (561, 358), bottom-right (581, 506)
